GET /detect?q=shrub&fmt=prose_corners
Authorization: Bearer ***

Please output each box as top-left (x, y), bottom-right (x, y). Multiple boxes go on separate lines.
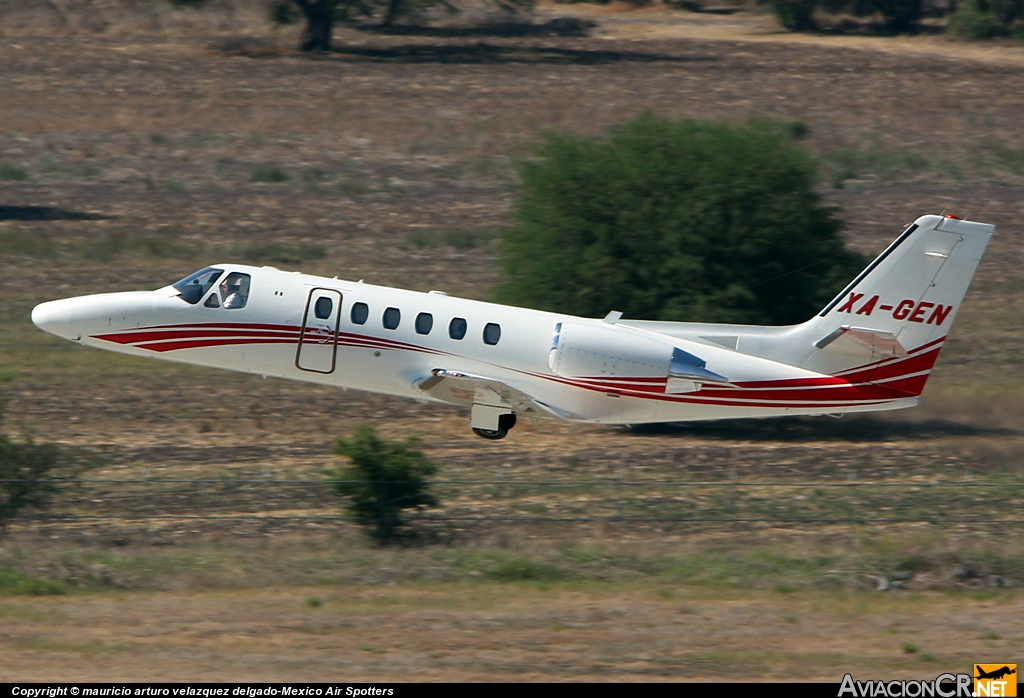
top-left (250, 164), bottom-right (290, 183)
top-left (485, 554), bottom-right (569, 582)
top-left (874, 0), bottom-right (923, 31)
top-left (0, 162), bottom-right (28, 181)
top-left (498, 113), bottom-right (865, 326)
top-left (0, 569), bottom-right (66, 596)
top-left (770, 0), bottom-right (818, 30)
top-left (0, 406), bottom-right (78, 539)
top-left (949, 0), bottom-right (1023, 38)
top-left (771, 0), bottom-right (935, 33)
top-left (331, 425), bottom-right (438, 545)
top-left (0, 442), bottom-right (62, 538)
top-left (788, 119), bottom-right (811, 139)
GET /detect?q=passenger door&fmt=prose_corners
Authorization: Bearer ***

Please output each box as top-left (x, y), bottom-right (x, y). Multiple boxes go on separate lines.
top-left (296, 288), bottom-right (342, 374)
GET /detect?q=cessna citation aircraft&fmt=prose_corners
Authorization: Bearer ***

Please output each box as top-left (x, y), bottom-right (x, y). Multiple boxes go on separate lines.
top-left (32, 214), bottom-right (991, 440)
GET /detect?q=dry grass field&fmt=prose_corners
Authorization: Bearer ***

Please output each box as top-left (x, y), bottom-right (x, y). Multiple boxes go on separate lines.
top-left (1, 0), bottom-right (1023, 681)
top-left (3, 585), bottom-right (1023, 681)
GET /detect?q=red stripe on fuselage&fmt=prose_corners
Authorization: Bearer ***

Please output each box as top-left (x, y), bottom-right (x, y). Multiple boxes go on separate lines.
top-left (832, 336), bottom-right (945, 377)
top-left (94, 322), bottom-right (943, 406)
top-left (96, 322), bottom-right (443, 354)
top-left (693, 380), bottom-right (920, 402)
top-left (96, 327), bottom-right (300, 345)
top-left (100, 324), bottom-right (450, 358)
top-left (832, 346), bottom-right (942, 385)
top-left (136, 337), bottom-right (297, 352)
top-left (532, 371), bottom-right (896, 408)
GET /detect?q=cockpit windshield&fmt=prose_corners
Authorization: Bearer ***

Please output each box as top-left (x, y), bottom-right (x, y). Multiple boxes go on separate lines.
top-left (173, 267), bottom-right (223, 305)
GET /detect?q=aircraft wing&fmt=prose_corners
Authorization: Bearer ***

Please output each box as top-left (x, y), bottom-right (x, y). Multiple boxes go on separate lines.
top-left (414, 368), bottom-right (579, 421)
top-left (814, 325), bottom-right (908, 361)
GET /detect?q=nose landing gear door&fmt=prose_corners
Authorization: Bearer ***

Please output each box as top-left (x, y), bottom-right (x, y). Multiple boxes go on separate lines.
top-left (296, 288), bottom-right (342, 374)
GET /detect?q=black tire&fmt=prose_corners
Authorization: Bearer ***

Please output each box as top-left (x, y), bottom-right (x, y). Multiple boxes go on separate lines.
top-left (472, 426), bottom-right (508, 440)
top-left (498, 413), bottom-right (517, 431)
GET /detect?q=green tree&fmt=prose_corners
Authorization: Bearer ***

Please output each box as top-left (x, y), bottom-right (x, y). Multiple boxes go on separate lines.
top-left (331, 425), bottom-right (438, 545)
top-left (498, 114), bottom-right (865, 326)
top-left (271, 0), bottom-right (536, 53)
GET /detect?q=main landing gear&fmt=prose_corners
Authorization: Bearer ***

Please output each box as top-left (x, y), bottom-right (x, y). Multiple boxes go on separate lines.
top-left (472, 413), bottom-right (517, 440)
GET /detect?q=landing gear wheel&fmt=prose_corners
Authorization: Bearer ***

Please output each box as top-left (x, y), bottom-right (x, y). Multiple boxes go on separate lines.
top-left (472, 413), bottom-right (517, 440)
top-left (472, 426), bottom-right (508, 440)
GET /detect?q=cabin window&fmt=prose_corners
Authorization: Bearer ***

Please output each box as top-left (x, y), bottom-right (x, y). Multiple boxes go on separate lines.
top-left (448, 317), bottom-right (467, 340)
top-left (415, 312), bottom-right (433, 335)
top-left (483, 322), bottom-right (501, 346)
top-left (203, 293), bottom-right (220, 308)
top-left (314, 296), bottom-right (333, 320)
top-left (383, 307), bottom-right (401, 330)
top-left (351, 302), bottom-right (368, 325)
top-left (219, 272), bottom-right (251, 310)
top-left (172, 267), bottom-right (223, 305)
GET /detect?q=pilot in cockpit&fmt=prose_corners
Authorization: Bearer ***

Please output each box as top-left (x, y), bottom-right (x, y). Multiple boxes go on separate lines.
top-left (220, 272), bottom-right (250, 309)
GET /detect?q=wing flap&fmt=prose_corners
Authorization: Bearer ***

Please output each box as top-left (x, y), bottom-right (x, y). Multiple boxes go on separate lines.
top-left (414, 369), bottom-right (578, 421)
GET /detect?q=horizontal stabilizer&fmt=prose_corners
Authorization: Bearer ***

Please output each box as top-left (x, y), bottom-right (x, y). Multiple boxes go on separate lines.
top-left (815, 325), bottom-right (908, 361)
top-left (663, 347), bottom-right (733, 395)
top-left (415, 368), bottom-right (578, 421)
top-left (668, 347), bottom-right (731, 384)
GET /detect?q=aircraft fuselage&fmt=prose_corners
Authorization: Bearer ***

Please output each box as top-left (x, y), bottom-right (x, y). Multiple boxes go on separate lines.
top-left (31, 215), bottom-right (992, 438)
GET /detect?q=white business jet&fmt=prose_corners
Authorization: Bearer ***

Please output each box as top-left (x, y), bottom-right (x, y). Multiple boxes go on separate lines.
top-left (32, 214), bottom-right (991, 439)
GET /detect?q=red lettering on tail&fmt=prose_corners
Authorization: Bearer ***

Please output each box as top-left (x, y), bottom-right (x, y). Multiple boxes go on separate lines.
top-left (838, 292), bottom-right (863, 313)
top-left (892, 299), bottom-right (915, 320)
top-left (909, 301), bottom-right (933, 323)
top-left (856, 295), bottom-right (879, 315)
top-left (927, 304), bottom-right (953, 325)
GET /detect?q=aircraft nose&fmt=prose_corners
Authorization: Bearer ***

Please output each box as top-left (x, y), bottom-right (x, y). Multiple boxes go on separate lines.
top-left (31, 298), bottom-right (79, 340)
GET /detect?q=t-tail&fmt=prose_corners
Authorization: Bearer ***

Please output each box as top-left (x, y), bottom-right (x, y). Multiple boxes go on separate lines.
top-left (623, 214), bottom-right (993, 410)
top-left (787, 213), bottom-right (993, 396)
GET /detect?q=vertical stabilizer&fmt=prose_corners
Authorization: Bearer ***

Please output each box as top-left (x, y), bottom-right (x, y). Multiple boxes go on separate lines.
top-left (806, 214), bottom-right (992, 391)
top-left (817, 215), bottom-right (991, 348)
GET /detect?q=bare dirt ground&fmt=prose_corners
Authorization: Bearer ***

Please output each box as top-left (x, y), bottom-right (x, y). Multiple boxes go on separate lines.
top-left (581, 3), bottom-right (1024, 66)
top-left (1, 1), bottom-right (1023, 681)
top-left (3, 586), bottom-right (1023, 681)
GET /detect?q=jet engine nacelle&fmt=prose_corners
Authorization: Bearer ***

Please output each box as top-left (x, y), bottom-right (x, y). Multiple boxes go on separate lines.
top-left (548, 321), bottom-right (729, 394)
